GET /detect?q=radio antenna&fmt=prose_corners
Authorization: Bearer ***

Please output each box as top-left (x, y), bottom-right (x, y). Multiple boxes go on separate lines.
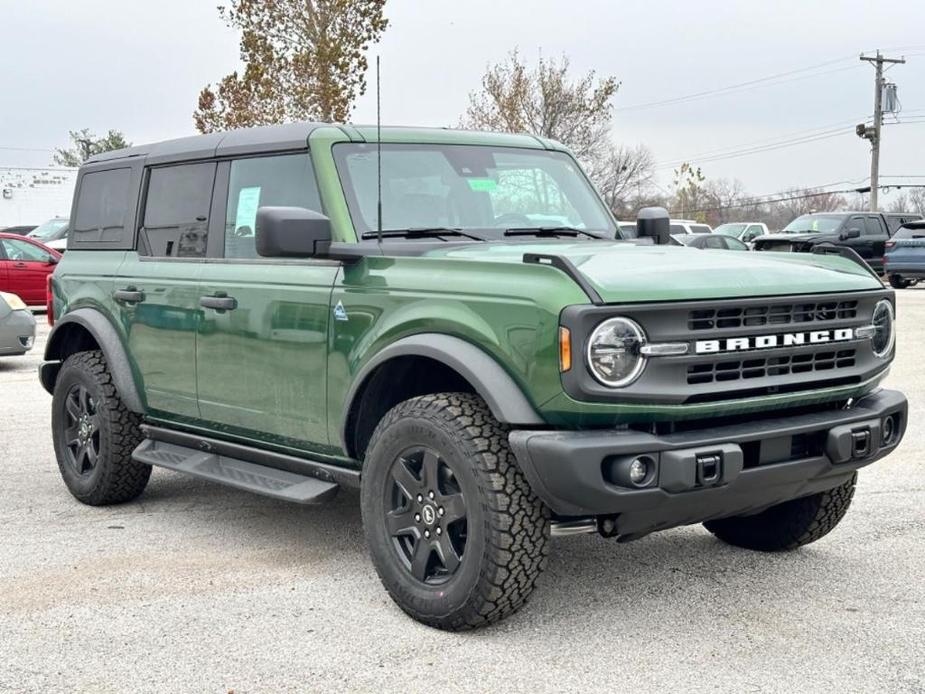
top-left (376, 55), bottom-right (383, 245)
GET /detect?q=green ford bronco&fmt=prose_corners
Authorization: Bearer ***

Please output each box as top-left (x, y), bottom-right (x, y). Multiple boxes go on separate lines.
top-left (40, 122), bottom-right (906, 630)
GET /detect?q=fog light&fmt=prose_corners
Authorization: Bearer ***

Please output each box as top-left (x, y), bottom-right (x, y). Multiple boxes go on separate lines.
top-left (629, 457), bottom-right (649, 486)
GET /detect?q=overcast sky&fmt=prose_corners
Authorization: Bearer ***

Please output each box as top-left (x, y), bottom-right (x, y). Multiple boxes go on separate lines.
top-left (2, 0), bottom-right (923, 197)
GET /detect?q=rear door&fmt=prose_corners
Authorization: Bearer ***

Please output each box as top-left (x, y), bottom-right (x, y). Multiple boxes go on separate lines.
top-left (0, 236), bottom-right (56, 304)
top-left (116, 162), bottom-right (215, 420)
top-left (195, 152), bottom-right (338, 451)
top-left (862, 216), bottom-right (890, 269)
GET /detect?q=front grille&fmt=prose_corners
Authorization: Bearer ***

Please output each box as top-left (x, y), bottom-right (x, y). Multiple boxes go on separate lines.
top-left (687, 349), bottom-right (857, 384)
top-left (689, 300), bottom-right (859, 331)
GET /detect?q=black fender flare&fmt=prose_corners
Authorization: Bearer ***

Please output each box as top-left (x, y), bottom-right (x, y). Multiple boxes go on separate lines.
top-left (40, 308), bottom-right (144, 413)
top-left (341, 333), bottom-right (544, 449)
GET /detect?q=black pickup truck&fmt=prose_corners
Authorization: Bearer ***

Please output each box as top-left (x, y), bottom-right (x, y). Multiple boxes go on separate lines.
top-left (754, 211), bottom-right (923, 273)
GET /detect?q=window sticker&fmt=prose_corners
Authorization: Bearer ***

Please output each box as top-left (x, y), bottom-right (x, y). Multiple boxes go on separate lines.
top-left (235, 186), bottom-right (262, 233)
top-left (465, 177), bottom-right (498, 192)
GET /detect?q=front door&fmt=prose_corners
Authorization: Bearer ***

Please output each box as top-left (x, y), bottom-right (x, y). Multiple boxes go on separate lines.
top-left (195, 153), bottom-right (338, 452)
top-left (116, 161), bottom-right (216, 421)
top-left (0, 236), bottom-right (55, 304)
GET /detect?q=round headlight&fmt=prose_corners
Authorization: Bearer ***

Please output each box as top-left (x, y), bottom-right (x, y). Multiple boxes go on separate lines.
top-left (870, 299), bottom-right (895, 358)
top-left (587, 317), bottom-right (647, 387)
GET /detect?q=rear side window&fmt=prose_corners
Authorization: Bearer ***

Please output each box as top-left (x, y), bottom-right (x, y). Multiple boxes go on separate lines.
top-left (864, 217), bottom-right (885, 236)
top-left (669, 224), bottom-right (686, 234)
top-left (224, 154), bottom-right (321, 259)
top-left (142, 163), bottom-right (215, 257)
top-left (72, 168), bottom-right (131, 246)
top-left (690, 225), bottom-right (712, 234)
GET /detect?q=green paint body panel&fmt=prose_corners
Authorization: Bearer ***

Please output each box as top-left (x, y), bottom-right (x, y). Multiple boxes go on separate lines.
top-left (50, 125), bottom-right (891, 467)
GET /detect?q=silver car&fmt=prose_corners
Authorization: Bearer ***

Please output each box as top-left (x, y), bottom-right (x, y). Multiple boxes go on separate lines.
top-left (0, 292), bottom-right (36, 356)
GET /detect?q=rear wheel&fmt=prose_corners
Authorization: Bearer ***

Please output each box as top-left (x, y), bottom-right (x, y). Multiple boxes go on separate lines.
top-left (52, 350), bottom-right (150, 505)
top-left (704, 475), bottom-right (856, 551)
top-left (889, 274), bottom-right (911, 289)
top-left (361, 393), bottom-right (550, 630)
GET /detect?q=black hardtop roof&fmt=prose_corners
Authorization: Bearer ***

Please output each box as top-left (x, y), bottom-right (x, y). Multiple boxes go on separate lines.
top-left (86, 121), bottom-right (332, 166)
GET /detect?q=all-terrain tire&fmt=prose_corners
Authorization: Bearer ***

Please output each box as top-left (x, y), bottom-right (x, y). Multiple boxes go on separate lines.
top-left (703, 474), bottom-right (857, 551)
top-left (361, 393), bottom-right (550, 630)
top-left (52, 350), bottom-right (150, 505)
top-left (889, 274), bottom-right (910, 289)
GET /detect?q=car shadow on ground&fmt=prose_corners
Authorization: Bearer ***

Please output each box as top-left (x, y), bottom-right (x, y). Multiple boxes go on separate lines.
top-left (127, 469), bottom-right (859, 631)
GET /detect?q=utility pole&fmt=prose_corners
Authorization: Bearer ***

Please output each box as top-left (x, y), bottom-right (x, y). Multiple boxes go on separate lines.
top-left (857, 51), bottom-right (905, 211)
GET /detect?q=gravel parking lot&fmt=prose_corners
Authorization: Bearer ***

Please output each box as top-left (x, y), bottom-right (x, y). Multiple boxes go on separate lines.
top-left (1, 295), bottom-right (923, 694)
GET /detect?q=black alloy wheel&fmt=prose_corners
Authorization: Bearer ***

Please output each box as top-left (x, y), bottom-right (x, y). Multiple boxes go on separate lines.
top-left (385, 446), bottom-right (467, 584)
top-left (62, 383), bottom-right (101, 476)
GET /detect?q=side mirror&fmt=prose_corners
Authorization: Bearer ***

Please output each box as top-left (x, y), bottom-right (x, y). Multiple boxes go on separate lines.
top-left (47, 256), bottom-right (59, 265)
top-left (840, 228), bottom-right (861, 240)
top-left (636, 206), bottom-right (671, 245)
top-left (256, 206), bottom-right (332, 258)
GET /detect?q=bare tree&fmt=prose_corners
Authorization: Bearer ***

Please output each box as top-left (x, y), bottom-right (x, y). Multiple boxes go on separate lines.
top-left (461, 50), bottom-right (618, 164)
top-left (194, 0), bottom-right (389, 133)
top-left (590, 144), bottom-right (655, 214)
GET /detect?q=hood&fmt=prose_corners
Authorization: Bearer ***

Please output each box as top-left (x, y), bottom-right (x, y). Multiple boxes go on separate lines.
top-left (435, 240), bottom-right (881, 303)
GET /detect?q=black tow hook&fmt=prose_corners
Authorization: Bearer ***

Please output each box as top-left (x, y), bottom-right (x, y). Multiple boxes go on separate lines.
top-left (597, 515), bottom-right (619, 538)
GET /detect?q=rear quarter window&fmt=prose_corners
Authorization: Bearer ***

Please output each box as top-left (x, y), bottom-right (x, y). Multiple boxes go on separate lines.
top-left (70, 167), bottom-right (133, 248)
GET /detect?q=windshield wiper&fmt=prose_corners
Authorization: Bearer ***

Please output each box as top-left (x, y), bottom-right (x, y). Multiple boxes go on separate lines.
top-left (504, 226), bottom-right (605, 239)
top-left (361, 227), bottom-right (486, 241)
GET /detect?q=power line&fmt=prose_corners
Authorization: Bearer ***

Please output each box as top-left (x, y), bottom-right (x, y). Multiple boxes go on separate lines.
top-left (615, 56), bottom-right (859, 113)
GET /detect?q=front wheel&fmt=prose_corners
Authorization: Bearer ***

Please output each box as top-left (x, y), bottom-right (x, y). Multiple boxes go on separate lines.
top-left (361, 393), bottom-right (550, 630)
top-left (889, 274), bottom-right (911, 289)
top-left (704, 474), bottom-right (856, 551)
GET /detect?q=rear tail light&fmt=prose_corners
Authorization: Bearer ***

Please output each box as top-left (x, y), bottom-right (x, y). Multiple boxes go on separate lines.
top-left (46, 274), bottom-right (54, 326)
top-left (885, 241), bottom-right (895, 250)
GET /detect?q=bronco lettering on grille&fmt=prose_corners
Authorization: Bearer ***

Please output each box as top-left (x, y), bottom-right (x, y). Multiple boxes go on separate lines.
top-left (695, 328), bottom-right (856, 354)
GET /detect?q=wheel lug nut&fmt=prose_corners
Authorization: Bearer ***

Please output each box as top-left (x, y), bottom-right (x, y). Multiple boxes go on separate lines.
top-left (428, 491), bottom-right (435, 499)
top-left (416, 494), bottom-right (423, 503)
top-left (438, 507), bottom-right (445, 517)
top-left (414, 513), bottom-right (421, 523)
top-left (424, 530), bottom-right (430, 538)
top-left (436, 527), bottom-right (442, 535)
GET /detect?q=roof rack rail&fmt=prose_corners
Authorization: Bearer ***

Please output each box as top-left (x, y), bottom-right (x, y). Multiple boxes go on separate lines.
top-left (811, 243), bottom-right (882, 282)
top-left (522, 253), bottom-right (603, 305)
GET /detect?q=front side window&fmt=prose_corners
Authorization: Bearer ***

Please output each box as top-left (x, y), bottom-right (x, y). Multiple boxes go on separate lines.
top-left (142, 163), bottom-right (215, 257)
top-left (1, 238), bottom-right (54, 262)
top-left (28, 218), bottom-right (68, 242)
top-left (225, 154), bottom-right (322, 258)
top-left (333, 143), bottom-right (614, 239)
top-left (864, 217), bottom-right (885, 236)
top-left (715, 223), bottom-right (746, 237)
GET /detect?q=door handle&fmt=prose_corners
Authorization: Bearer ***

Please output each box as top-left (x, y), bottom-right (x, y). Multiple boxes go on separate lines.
top-left (13, 262), bottom-right (26, 268)
top-left (200, 295), bottom-right (238, 311)
top-left (113, 288), bottom-right (145, 303)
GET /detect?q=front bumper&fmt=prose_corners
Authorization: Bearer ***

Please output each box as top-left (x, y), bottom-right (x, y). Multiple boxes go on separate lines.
top-left (509, 389), bottom-right (906, 537)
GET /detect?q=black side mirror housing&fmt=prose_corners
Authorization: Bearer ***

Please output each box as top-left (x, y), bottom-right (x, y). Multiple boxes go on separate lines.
top-left (841, 228), bottom-right (861, 240)
top-left (636, 207), bottom-right (671, 245)
top-left (256, 206), bottom-right (332, 258)
top-left (47, 256), bottom-right (59, 265)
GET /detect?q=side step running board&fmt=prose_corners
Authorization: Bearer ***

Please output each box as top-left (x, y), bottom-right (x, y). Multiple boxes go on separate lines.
top-left (133, 439), bottom-right (340, 505)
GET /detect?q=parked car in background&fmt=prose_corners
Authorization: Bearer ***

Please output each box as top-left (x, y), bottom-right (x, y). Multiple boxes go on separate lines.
top-left (0, 233), bottom-right (61, 305)
top-left (753, 212), bottom-right (895, 273)
top-left (27, 217), bottom-right (69, 252)
top-left (672, 233), bottom-right (749, 250)
top-left (669, 219), bottom-right (712, 234)
top-left (0, 225), bottom-right (37, 236)
top-left (884, 219), bottom-right (925, 288)
top-left (0, 291), bottom-right (36, 356)
top-left (714, 222), bottom-right (769, 245)
top-left (884, 212), bottom-right (923, 234)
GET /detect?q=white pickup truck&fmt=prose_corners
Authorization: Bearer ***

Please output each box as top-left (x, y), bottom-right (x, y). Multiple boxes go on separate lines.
top-left (714, 222), bottom-right (769, 246)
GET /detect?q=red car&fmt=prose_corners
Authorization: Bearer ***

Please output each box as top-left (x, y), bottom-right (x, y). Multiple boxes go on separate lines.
top-left (0, 232), bottom-right (61, 305)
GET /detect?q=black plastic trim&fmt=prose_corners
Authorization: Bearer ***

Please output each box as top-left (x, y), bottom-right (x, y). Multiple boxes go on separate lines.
top-left (40, 308), bottom-right (143, 412)
top-left (523, 253), bottom-right (603, 304)
top-left (341, 333), bottom-right (544, 451)
top-left (812, 243), bottom-right (883, 281)
top-left (141, 424), bottom-right (360, 489)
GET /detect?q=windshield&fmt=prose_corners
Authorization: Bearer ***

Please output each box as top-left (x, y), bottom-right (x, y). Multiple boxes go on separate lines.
top-left (28, 218), bottom-right (68, 241)
top-left (333, 143), bottom-right (615, 239)
top-left (781, 215), bottom-right (844, 234)
top-left (714, 223), bottom-right (746, 237)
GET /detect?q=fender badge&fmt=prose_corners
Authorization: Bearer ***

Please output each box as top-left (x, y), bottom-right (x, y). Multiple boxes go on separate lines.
top-left (333, 301), bottom-right (349, 322)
